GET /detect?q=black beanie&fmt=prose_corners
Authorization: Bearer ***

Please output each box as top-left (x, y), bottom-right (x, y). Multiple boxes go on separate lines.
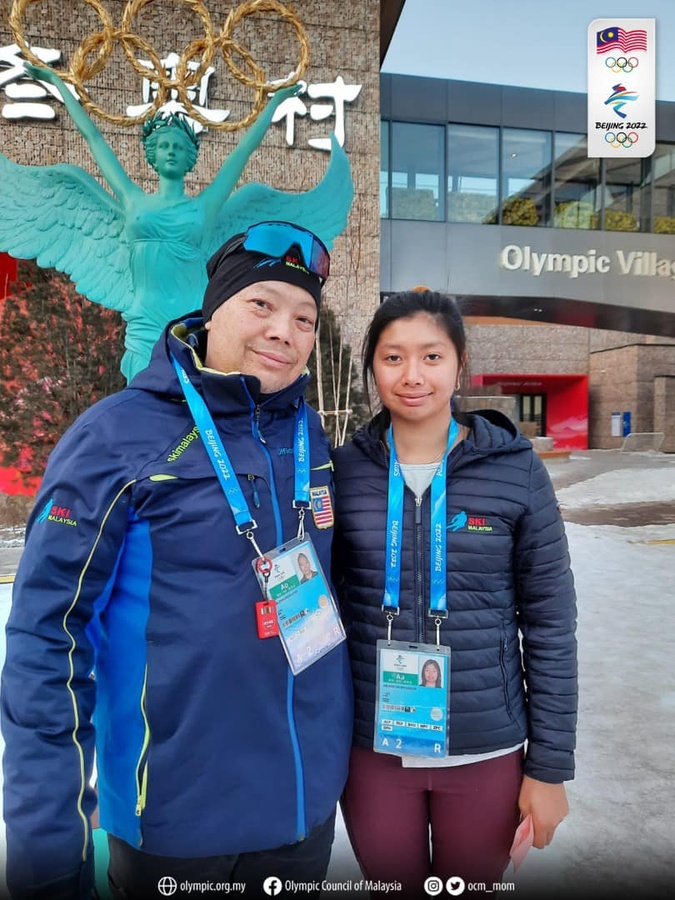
top-left (202, 233), bottom-right (325, 323)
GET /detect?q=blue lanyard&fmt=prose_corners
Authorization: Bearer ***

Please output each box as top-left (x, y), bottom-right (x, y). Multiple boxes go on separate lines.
top-left (171, 355), bottom-right (310, 546)
top-left (384, 419), bottom-right (459, 624)
top-left (294, 394), bottom-right (311, 513)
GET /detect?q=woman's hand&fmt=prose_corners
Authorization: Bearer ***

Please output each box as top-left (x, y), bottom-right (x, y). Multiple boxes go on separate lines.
top-left (267, 81), bottom-right (303, 108)
top-left (518, 775), bottom-right (569, 848)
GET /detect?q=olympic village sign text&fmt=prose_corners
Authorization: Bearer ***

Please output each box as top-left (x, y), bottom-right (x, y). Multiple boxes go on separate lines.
top-left (500, 244), bottom-right (675, 281)
top-left (0, 43), bottom-right (362, 151)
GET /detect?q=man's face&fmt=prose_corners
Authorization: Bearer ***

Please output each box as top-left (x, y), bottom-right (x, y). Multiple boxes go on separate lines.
top-left (204, 281), bottom-right (318, 393)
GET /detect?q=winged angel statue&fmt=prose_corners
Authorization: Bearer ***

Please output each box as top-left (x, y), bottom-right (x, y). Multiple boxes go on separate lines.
top-left (0, 64), bottom-right (353, 381)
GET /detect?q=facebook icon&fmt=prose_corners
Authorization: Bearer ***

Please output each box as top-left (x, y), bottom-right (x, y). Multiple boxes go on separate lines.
top-left (263, 876), bottom-right (283, 896)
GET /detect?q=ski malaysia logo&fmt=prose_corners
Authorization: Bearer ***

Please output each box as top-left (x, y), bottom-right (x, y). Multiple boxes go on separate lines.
top-left (448, 511), bottom-right (494, 533)
top-left (36, 497), bottom-right (78, 527)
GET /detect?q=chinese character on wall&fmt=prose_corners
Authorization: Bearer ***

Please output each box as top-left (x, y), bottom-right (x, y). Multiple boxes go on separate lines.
top-left (272, 76), bottom-right (362, 150)
top-left (125, 51), bottom-right (229, 133)
top-left (0, 43), bottom-right (70, 119)
top-left (1, 44), bottom-right (362, 150)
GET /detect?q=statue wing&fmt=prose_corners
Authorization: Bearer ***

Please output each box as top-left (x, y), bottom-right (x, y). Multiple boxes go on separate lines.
top-left (0, 152), bottom-right (132, 312)
top-left (207, 133), bottom-right (354, 259)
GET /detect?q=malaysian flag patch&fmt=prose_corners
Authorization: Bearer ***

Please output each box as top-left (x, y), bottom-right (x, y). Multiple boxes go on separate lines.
top-left (310, 485), bottom-right (335, 529)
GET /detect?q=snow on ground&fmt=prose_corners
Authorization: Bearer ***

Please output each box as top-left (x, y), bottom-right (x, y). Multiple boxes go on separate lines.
top-left (555, 467), bottom-right (675, 509)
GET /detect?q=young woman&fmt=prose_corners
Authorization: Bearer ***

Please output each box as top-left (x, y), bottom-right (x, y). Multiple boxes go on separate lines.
top-left (420, 658), bottom-right (442, 688)
top-left (332, 290), bottom-right (577, 893)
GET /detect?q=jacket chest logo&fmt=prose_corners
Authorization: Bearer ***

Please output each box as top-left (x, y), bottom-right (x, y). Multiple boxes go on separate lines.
top-left (448, 510), bottom-right (494, 533)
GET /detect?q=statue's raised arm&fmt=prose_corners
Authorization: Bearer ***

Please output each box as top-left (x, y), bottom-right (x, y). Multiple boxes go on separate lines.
top-left (197, 83), bottom-right (302, 221)
top-left (22, 63), bottom-right (140, 205)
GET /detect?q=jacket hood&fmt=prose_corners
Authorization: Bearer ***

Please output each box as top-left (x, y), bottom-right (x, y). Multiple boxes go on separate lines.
top-left (126, 311), bottom-right (310, 413)
top-left (465, 408), bottom-right (531, 456)
top-left (349, 408), bottom-right (531, 468)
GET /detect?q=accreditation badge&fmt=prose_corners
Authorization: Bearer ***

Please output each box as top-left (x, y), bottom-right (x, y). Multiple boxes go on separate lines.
top-left (251, 536), bottom-right (345, 675)
top-left (374, 640), bottom-right (451, 758)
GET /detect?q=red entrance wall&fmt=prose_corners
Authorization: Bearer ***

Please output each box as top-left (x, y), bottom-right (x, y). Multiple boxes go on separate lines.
top-left (0, 252), bottom-right (18, 303)
top-left (0, 253), bottom-right (39, 495)
top-left (471, 373), bottom-right (589, 450)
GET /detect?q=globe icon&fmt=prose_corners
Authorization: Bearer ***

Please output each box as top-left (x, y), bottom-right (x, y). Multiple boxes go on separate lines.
top-left (157, 876), bottom-right (178, 896)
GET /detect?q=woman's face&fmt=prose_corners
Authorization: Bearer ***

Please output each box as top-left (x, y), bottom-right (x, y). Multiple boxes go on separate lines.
top-left (423, 663), bottom-right (438, 685)
top-left (150, 127), bottom-right (192, 179)
top-left (372, 312), bottom-right (461, 429)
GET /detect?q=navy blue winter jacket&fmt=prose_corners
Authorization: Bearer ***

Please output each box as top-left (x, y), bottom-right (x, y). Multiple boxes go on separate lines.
top-left (1, 316), bottom-right (352, 898)
top-left (332, 410), bottom-right (577, 784)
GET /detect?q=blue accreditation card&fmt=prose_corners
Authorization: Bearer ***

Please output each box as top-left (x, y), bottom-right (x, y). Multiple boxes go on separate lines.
top-left (251, 537), bottom-right (345, 675)
top-left (374, 640), bottom-right (451, 758)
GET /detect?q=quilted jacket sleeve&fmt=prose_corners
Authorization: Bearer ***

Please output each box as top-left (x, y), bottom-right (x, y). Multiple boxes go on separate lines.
top-left (514, 452), bottom-right (578, 783)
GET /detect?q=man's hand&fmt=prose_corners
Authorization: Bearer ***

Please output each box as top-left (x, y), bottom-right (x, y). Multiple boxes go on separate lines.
top-left (518, 775), bottom-right (569, 849)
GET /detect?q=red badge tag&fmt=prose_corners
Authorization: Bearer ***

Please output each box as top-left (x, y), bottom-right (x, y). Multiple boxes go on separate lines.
top-left (255, 600), bottom-right (279, 639)
top-left (255, 557), bottom-right (274, 579)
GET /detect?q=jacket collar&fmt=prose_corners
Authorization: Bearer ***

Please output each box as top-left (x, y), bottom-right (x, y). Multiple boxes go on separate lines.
top-left (128, 313), bottom-right (310, 415)
top-left (351, 408), bottom-right (530, 468)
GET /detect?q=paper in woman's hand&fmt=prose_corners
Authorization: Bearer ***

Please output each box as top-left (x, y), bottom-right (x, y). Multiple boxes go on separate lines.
top-left (509, 814), bottom-right (534, 872)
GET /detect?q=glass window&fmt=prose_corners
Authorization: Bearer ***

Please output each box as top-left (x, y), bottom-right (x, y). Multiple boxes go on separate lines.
top-left (380, 121), bottom-right (389, 218)
top-left (519, 395), bottom-right (546, 437)
top-left (501, 129), bottom-right (552, 226)
top-left (553, 133), bottom-right (601, 230)
top-left (651, 142), bottom-right (675, 234)
top-left (447, 124), bottom-right (498, 224)
top-left (390, 122), bottom-right (444, 221)
top-left (602, 156), bottom-right (648, 232)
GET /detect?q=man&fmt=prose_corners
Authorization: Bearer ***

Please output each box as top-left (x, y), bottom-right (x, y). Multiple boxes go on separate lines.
top-left (1, 222), bottom-right (353, 899)
top-left (297, 552), bottom-right (318, 583)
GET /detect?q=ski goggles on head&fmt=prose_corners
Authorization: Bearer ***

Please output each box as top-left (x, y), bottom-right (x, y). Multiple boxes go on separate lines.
top-left (239, 221), bottom-right (330, 283)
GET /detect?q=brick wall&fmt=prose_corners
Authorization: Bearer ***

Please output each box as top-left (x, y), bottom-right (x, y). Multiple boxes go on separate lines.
top-left (588, 341), bottom-right (675, 448)
top-left (654, 376), bottom-right (675, 452)
top-left (464, 321), bottom-right (589, 377)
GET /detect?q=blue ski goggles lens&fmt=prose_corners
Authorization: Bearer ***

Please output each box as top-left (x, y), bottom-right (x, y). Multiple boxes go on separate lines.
top-left (241, 221), bottom-right (330, 282)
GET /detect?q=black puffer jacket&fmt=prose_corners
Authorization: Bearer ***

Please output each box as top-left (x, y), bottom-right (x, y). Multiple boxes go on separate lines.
top-left (332, 410), bottom-right (577, 783)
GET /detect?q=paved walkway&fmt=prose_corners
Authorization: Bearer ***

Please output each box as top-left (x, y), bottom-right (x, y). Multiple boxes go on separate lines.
top-left (0, 548), bottom-right (22, 578)
top-left (543, 448), bottom-right (675, 490)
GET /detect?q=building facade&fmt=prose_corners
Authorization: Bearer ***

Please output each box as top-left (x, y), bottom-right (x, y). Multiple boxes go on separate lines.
top-left (380, 73), bottom-right (675, 450)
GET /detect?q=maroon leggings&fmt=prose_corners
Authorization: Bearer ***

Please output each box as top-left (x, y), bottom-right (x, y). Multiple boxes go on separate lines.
top-left (341, 746), bottom-right (522, 895)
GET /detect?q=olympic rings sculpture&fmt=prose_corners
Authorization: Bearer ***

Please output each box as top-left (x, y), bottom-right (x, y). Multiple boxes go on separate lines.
top-left (604, 131), bottom-right (640, 149)
top-left (605, 56), bottom-right (639, 74)
top-left (9, 0), bottom-right (310, 129)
